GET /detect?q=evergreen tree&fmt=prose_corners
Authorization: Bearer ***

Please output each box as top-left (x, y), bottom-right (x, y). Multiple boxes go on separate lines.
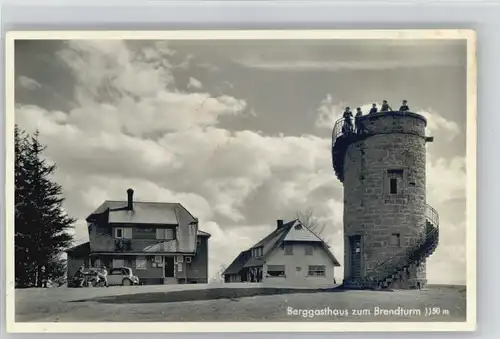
top-left (15, 126), bottom-right (75, 287)
top-left (14, 125), bottom-right (34, 286)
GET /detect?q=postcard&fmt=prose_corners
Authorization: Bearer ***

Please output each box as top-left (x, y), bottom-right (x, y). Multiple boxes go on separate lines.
top-left (4, 29), bottom-right (476, 332)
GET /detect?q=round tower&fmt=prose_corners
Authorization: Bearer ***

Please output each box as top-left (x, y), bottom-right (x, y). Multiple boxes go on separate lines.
top-left (331, 111), bottom-right (439, 290)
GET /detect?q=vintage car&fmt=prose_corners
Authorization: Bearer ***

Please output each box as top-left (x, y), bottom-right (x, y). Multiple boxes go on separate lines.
top-left (106, 267), bottom-right (140, 286)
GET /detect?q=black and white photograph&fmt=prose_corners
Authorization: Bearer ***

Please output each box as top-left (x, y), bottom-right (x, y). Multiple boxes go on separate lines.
top-left (5, 30), bottom-right (476, 332)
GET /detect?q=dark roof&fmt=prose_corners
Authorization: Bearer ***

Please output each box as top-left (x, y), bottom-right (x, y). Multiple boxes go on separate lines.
top-left (66, 242), bottom-right (90, 256)
top-left (197, 230), bottom-right (211, 237)
top-left (223, 219), bottom-right (340, 276)
top-left (86, 200), bottom-right (197, 225)
top-left (223, 250), bottom-right (250, 275)
top-left (251, 220), bottom-right (294, 248)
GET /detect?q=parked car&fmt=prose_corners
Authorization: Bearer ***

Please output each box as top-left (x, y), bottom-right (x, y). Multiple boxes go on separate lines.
top-left (107, 267), bottom-right (140, 286)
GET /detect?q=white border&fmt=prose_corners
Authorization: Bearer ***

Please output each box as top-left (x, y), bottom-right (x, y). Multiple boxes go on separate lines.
top-left (4, 29), bottom-right (477, 333)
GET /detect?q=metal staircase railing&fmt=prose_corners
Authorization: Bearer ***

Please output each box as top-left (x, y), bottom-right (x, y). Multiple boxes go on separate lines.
top-left (363, 204), bottom-right (440, 289)
top-left (331, 117), bottom-right (347, 148)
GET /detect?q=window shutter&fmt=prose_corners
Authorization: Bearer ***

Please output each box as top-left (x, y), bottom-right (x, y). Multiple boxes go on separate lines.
top-left (124, 228), bottom-right (133, 239)
top-left (156, 228), bottom-right (164, 240)
top-left (165, 229), bottom-right (174, 240)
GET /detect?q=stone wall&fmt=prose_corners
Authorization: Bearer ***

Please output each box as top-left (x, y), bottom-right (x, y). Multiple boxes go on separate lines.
top-left (342, 112), bottom-right (428, 288)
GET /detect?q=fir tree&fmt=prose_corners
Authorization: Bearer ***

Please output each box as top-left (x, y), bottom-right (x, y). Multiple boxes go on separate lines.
top-left (14, 125), bottom-right (34, 286)
top-left (15, 126), bottom-right (75, 287)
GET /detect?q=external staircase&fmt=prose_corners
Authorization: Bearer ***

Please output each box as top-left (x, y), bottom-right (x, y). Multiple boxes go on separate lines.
top-left (342, 205), bottom-right (439, 290)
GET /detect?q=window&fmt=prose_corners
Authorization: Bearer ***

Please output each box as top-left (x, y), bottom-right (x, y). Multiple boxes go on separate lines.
top-left (186, 257), bottom-right (192, 263)
top-left (135, 256), bottom-right (147, 270)
top-left (305, 245), bottom-right (314, 256)
top-left (390, 233), bottom-right (401, 247)
top-left (267, 265), bottom-right (285, 277)
top-left (154, 256), bottom-right (162, 263)
top-left (115, 228), bottom-right (123, 239)
top-left (390, 178), bottom-right (398, 194)
top-left (112, 258), bottom-right (124, 268)
top-left (156, 228), bottom-right (175, 240)
top-left (284, 244), bottom-right (293, 255)
top-left (294, 224), bottom-right (303, 230)
top-left (91, 258), bottom-right (101, 268)
top-left (308, 265), bottom-right (326, 277)
top-left (115, 227), bottom-right (132, 239)
top-left (251, 247), bottom-right (263, 257)
top-left (296, 267), bottom-right (302, 272)
top-left (176, 255), bottom-right (184, 263)
top-left (387, 169), bottom-right (404, 195)
top-left (197, 238), bottom-right (202, 245)
top-left (110, 268), bottom-right (123, 275)
top-left (177, 263), bottom-right (183, 272)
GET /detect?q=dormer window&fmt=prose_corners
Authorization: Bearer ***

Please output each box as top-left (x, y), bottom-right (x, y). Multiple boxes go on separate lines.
top-left (252, 247), bottom-right (263, 257)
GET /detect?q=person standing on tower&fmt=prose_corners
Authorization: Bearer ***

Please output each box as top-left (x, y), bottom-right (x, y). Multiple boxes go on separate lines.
top-left (380, 100), bottom-right (392, 112)
top-left (399, 100), bottom-right (410, 112)
top-left (342, 106), bottom-right (354, 134)
top-left (355, 107), bottom-right (364, 134)
top-left (369, 103), bottom-right (378, 114)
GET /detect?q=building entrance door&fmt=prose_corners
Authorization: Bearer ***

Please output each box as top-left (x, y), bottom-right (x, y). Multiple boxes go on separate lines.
top-left (164, 257), bottom-right (175, 277)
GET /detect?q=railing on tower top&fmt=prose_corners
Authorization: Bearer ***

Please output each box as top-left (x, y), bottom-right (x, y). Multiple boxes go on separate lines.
top-left (331, 117), bottom-right (346, 148)
top-left (331, 111), bottom-right (420, 150)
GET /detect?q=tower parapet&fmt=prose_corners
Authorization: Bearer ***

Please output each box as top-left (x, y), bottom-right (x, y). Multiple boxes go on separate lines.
top-left (332, 110), bottom-right (439, 290)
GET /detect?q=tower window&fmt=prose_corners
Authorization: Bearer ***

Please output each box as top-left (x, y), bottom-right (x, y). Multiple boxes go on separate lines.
top-left (390, 178), bottom-right (398, 194)
top-left (387, 169), bottom-right (404, 195)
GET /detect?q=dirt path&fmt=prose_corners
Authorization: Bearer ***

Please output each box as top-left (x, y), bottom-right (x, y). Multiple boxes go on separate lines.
top-left (15, 284), bottom-right (466, 322)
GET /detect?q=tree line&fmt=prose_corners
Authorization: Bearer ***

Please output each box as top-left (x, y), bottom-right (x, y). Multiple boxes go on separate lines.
top-left (15, 125), bottom-right (75, 287)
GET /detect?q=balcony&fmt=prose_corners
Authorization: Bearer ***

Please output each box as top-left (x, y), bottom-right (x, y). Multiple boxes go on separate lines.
top-left (89, 237), bottom-right (197, 254)
top-left (331, 117), bottom-right (355, 182)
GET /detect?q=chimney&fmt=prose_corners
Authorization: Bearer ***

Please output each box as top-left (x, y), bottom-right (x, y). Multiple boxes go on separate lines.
top-left (276, 219), bottom-right (284, 229)
top-left (127, 188), bottom-right (134, 210)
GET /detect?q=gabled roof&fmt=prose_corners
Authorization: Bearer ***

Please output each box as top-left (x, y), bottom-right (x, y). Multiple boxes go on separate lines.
top-left (86, 200), bottom-right (196, 225)
top-left (223, 219), bottom-right (340, 276)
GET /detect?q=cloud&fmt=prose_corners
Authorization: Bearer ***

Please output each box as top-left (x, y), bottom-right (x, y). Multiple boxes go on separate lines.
top-left (233, 41), bottom-right (465, 73)
top-left (17, 76), bottom-right (41, 90)
top-left (427, 155), bottom-right (466, 206)
top-left (187, 77), bottom-right (203, 89)
top-left (235, 58), bottom-right (463, 72)
top-left (53, 41), bottom-right (247, 136)
top-left (419, 109), bottom-right (461, 141)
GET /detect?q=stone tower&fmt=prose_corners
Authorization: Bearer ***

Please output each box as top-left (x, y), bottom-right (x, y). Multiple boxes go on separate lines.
top-left (331, 110), bottom-right (439, 290)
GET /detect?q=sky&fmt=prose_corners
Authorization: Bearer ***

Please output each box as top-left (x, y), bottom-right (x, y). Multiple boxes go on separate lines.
top-left (14, 38), bottom-right (468, 284)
